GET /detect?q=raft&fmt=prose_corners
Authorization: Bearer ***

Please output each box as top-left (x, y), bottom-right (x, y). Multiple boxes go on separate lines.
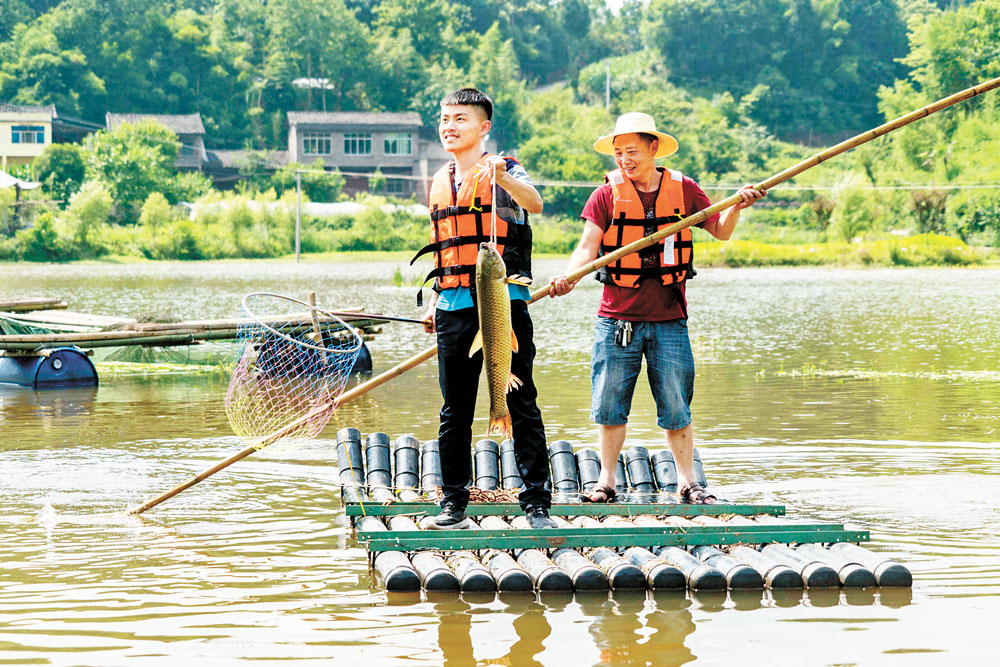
top-left (337, 428), bottom-right (912, 594)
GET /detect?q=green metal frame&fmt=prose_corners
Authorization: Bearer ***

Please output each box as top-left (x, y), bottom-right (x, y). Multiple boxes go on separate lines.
top-left (344, 501), bottom-right (786, 518)
top-left (358, 524), bottom-right (870, 552)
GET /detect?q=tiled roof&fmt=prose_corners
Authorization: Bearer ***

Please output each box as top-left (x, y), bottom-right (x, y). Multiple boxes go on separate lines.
top-left (106, 113), bottom-right (205, 134)
top-left (204, 149), bottom-right (289, 170)
top-left (287, 111), bottom-right (422, 126)
top-left (0, 102), bottom-right (55, 115)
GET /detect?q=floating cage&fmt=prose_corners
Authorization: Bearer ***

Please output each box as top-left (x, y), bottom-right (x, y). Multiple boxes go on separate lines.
top-left (336, 428), bottom-right (912, 594)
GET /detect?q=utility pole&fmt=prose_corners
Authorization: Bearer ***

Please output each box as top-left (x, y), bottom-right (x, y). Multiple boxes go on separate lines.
top-left (295, 171), bottom-right (302, 263)
top-left (606, 63), bottom-right (611, 109)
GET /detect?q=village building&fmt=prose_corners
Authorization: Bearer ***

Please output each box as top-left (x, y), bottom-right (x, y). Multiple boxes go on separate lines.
top-left (105, 113), bottom-right (207, 171)
top-left (285, 111), bottom-right (451, 199)
top-left (0, 103), bottom-right (102, 170)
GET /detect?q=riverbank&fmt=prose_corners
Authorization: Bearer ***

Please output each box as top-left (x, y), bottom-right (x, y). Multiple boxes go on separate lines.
top-left (4, 233), bottom-right (996, 269)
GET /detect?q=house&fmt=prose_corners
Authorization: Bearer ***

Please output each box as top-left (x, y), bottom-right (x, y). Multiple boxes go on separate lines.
top-left (286, 111), bottom-right (451, 199)
top-left (0, 103), bottom-right (102, 170)
top-left (105, 113), bottom-right (207, 170)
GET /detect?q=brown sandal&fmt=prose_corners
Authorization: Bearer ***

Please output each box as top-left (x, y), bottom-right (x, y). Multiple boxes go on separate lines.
top-left (579, 483), bottom-right (617, 503)
top-left (680, 482), bottom-right (718, 505)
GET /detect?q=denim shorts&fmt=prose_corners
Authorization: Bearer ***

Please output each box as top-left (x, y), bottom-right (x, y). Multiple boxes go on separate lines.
top-left (590, 317), bottom-right (695, 430)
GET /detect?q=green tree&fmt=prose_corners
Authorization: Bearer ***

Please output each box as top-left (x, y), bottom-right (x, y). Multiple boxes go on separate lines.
top-left (84, 120), bottom-right (178, 221)
top-left (63, 179), bottom-right (112, 252)
top-left (33, 143), bottom-right (86, 207)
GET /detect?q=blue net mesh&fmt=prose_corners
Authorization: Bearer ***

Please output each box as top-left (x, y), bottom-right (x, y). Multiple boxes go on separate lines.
top-left (225, 293), bottom-right (363, 447)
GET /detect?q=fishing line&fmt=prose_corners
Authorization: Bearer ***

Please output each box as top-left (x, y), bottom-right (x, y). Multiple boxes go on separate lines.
top-left (490, 159), bottom-right (498, 246)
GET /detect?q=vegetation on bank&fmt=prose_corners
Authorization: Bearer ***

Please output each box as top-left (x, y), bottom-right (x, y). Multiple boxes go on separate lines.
top-left (2, 0), bottom-right (999, 264)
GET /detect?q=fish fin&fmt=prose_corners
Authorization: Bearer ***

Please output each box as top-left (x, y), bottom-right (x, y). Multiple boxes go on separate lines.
top-left (468, 330), bottom-right (483, 357)
top-left (510, 330), bottom-right (519, 353)
top-left (506, 274), bottom-right (532, 286)
top-left (506, 373), bottom-right (523, 393)
top-left (489, 413), bottom-right (514, 439)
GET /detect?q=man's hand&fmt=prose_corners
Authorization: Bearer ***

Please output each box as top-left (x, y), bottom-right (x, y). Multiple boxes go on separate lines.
top-left (422, 304), bottom-right (436, 333)
top-left (548, 274), bottom-right (578, 297)
top-left (734, 184), bottom-right (765, 210)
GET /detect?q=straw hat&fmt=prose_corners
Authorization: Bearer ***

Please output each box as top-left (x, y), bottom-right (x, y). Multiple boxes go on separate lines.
top-left (593, 112), bottom-right (678, 158)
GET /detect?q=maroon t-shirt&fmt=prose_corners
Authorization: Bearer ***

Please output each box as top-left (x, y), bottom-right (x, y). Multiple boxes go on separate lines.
top-left (581, 174), bottom-right (719, 322)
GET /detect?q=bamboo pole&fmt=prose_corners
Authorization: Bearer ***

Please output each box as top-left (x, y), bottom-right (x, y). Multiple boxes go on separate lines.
top-left (127, 344), bottom-right (438, 514)
top-left (127, 75), bottom-right (1000, 515)
top-left (528, 74), bottom-right (1000, 302)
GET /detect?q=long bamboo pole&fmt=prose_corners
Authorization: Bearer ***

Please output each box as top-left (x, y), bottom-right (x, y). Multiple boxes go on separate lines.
top-left (528, 74), bottom-right (1000, 302)
top-left (127, 75), bottom-right (1000, 515)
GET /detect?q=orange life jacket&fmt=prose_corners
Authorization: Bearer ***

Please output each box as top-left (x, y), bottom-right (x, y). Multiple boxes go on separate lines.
top-left (597, 167), bottom-right (692, 289)
top-left (411, 153), bottom-right (531, 291)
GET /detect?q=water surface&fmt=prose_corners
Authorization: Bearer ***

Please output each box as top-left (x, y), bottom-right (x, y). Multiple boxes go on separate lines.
top-left (1, 260), bottom-right (997, 665)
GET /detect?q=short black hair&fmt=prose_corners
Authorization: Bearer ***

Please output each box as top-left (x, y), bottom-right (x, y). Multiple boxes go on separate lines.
top-left (441, 88), bottom-right (493, 121)
top-left (637, 132), bottom-right (658, 146)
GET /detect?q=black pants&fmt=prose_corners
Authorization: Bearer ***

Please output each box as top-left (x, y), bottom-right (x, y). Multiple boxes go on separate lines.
top-left (436, 301), bottom-right (551, 510)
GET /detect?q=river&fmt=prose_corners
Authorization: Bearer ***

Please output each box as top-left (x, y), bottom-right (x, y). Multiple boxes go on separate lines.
top-left (1, 259), bottom-right (997, 666)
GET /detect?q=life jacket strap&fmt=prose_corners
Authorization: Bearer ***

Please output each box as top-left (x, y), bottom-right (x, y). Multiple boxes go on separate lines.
top-left (430, 203), bottom-right (494, 222)
top-left (410, 234), bottom-right (529, 265)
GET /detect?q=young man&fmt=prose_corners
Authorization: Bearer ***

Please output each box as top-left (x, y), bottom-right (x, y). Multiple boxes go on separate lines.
top-left (416, 88), bottom-right (555, 529)
top-left (549, 112), bottom-right (764, 503)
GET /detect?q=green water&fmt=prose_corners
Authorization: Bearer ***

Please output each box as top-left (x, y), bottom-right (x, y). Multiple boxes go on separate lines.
top-left (1, 260), bottom-right (998, 666)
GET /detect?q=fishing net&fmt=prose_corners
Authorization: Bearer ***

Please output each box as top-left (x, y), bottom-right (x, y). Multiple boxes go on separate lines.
top-left (225, 293), bottom-right (363, 447)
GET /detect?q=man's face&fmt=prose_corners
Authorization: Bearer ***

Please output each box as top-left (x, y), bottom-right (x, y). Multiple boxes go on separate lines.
top-left (439, 104), bottom-right (490, 152)
top-left (613, 133), bottom-right (658, 180)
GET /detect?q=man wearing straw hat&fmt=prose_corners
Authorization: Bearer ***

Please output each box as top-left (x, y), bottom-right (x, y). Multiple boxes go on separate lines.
top-left (549, 112), bottom-right (764, 504)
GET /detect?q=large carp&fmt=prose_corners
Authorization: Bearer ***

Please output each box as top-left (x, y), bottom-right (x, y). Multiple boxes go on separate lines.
top-left (470, 242), bottom-right (529, 438)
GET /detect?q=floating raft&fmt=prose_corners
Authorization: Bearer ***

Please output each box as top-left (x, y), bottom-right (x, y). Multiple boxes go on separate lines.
top-left (337, 428), bottom-right (912, 594)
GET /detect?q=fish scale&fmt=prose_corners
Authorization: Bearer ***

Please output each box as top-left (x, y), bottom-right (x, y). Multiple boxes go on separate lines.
top-left (472, 242), bottom-right (522, 438)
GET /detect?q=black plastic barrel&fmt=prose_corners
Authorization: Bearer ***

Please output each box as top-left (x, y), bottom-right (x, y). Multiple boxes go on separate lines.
top-left (623, 547), bottom-right (686, 590)
top-left (393, 435), bottom-right (420, 491)
top-left (729, 545), bottom-right (804, 589)
top-left (410, 552), bottom-right (460, 591)
top-left (829, 542), bottom-right (912, 587)
top-left (614, 455), bottom-right (627, 494)
top-left (483, 551), bottom-right (533, 592)
top-left (552, 549), bottom-right (609, 591)
top-left (692, 447), bottom-right (708, 487)
top-left (692, 545), bottom-right (765, 590)
top-left (448, 551), bottom-right (497, 592)
top-left (420, 440), bottom-right (443, 492)
top-left (624, 446), bottom-right (656, 493)
top-left (760, 544), bottom-right (840, 588)
top-left (499, 439), bottom-right (523, 490)
top-left (548, 440), bottom-right (580, 493)
top-left (796, 545), bottom-right (876, 588)
top-left (589, 547), bottom-right (646, 590)
top-left (575, 449), bottom-right (601, 492)
top-left (516, 550), bottom-right (572, 591)
top-left (653, 546), bottom-right (727, 591)
top-left (474, 439), bottom-right (500, 490)
top-left (336, 428), bottom-right (364, 489)
top-left (365, 432), bottom-right (392, 489)
top-left (651, 450), bottom-right (678, 492)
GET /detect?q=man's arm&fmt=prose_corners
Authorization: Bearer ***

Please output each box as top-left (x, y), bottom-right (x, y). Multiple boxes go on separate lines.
top-left (421, 290), bottom-right (439, 333)
top-left (701, 185), bottom-right (765, 240)
top-left (548, 220), bottom-right (604, 297)
top-left (485, 155), bottom-right (543, 214)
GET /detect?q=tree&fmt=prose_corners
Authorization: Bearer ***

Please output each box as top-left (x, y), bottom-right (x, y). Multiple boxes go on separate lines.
top-left (85, 120), bottom-right (178, 221)
top-left (33, 143), bottom-right (86, 206)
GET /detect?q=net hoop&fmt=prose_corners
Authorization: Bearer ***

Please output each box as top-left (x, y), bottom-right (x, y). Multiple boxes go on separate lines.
top-left (240, 292), bottom-right (364, 356)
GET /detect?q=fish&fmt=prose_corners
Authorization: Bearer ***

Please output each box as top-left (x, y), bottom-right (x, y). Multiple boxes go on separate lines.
top-left (469, 242), bottom-right (530, 438)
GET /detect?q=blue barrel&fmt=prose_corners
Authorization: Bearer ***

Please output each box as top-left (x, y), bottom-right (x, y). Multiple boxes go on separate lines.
top-left (0, 347), bottom-right (98, 388)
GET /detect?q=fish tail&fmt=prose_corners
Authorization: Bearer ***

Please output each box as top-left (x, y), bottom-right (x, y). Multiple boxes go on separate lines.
top-left (489, 412), bottom-right (513, 439)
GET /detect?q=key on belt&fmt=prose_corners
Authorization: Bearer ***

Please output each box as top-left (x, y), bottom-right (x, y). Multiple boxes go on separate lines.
top-left (614, 320), bottom-right (632, 347)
